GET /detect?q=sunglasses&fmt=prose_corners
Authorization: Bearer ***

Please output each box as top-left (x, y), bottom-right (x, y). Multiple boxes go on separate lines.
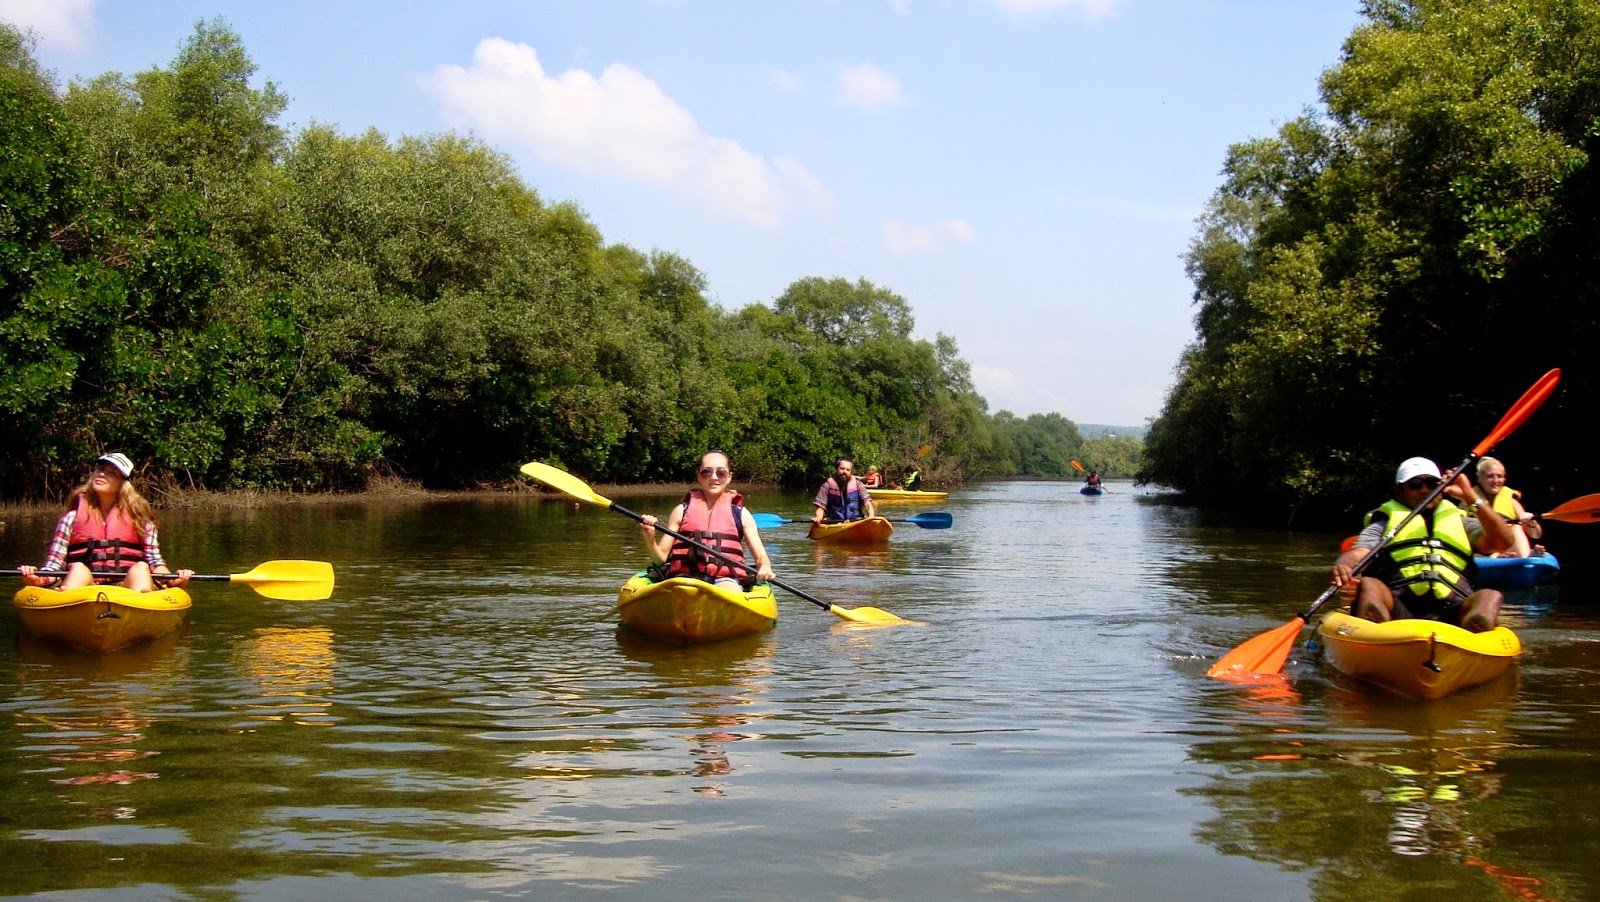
top-left (698, 467), bottom-right (730, 479)
top-left (1402, 477), bottom-right (1441, 490)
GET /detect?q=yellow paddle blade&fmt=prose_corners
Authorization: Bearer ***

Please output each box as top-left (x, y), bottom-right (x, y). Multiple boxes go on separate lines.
top-left (830, 605), bottom-right (912, 625)
top-left (519, 461), bottom-right (615, 508)
top-left (1207, 617), bottom-right (1305, 679)
top-left (232, 560), bottom-right (335, 601)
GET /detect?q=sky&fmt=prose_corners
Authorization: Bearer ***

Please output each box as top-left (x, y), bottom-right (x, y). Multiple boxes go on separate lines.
top-left (2, 0), bottom-right (1366, 427)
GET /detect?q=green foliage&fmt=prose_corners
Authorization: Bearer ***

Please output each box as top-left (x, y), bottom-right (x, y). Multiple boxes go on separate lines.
top-left (1145, 0), bottom-right (1600, 523)
top-left (0, 21), bottom-right (1042, 496)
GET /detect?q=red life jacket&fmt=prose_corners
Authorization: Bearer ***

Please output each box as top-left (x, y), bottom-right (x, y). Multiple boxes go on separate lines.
top-left (665, 489), bottom-right (748, 582)
top-left (64, 494), bottom-right (147, 576)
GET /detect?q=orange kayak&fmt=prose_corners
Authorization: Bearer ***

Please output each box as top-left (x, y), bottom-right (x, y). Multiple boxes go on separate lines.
top-left (807, 517), bottom-right (894, 543)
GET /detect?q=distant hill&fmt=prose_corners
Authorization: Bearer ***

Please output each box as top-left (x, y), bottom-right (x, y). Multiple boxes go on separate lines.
top-left (1078, 423), bottom-right (1148, 440)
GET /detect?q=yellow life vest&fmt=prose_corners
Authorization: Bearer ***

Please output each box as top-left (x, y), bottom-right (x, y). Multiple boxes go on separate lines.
top-left (1365, 499), bottom-right (1474, 601)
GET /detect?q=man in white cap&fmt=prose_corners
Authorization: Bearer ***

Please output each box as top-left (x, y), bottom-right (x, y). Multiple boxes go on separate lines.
top-left (1329, 456), bottom-right (1515, 631)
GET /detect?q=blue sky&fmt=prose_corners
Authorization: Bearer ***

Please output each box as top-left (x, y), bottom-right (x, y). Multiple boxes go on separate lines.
top-left (3, 0), bottom-right (1364, 427)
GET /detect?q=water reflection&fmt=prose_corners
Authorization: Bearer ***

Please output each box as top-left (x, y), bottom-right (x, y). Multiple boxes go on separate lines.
top-left (231, 626), bottom-right (338, 726)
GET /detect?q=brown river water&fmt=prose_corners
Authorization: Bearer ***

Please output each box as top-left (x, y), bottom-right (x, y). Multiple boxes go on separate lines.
top-left (2, 480), bottom-right (1596, 899)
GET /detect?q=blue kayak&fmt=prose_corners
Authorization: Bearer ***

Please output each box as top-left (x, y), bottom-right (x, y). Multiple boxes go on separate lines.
top-left (1080, 485), bottom-right (1103, 495)
top-left (1475, 552), bottom-right (1560, 589)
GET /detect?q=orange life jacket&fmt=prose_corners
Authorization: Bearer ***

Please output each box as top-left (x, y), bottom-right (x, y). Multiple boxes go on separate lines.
top-left (665, 490), bottom-right (748, 582)
top-left (64, 494), bottom-right (147, 576)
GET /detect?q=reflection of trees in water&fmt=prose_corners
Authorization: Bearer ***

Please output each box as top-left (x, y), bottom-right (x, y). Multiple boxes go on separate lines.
top-left (1186, 675), bottom-right (1563, 900)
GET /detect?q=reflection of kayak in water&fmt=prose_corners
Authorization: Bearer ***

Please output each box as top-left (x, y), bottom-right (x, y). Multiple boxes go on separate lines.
top-left (616, 572), bottom-right (776, 644)
top-left (1316, 611), bottom-right (1520, 700)
top-left (1473, 552), bottom-right (1560, 588)
top-left (13, 584), bottom-right (191, 653)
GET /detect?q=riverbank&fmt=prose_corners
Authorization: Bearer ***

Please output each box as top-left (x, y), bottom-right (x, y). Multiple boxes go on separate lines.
top-left (0, 477), bottom-right (781, 519)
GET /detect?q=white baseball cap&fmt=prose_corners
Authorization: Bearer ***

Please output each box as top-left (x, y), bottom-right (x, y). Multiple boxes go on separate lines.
top-left (96, 452), bottom-right (134, 478)
top-left (1394, 456), bottom-right (1441, 484)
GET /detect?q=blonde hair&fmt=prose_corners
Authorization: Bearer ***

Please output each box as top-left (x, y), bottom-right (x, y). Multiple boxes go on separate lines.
top-left (1475, 456), bottom-right (1506, 479)
top-left (70, 472), bottom-right (155, 530)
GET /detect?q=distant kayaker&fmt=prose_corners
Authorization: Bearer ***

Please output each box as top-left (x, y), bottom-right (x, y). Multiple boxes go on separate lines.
top-left (899, 466), bottom-right (923, 491)
top-left (638, 450), bottom-right (774, 587)
top-left (1474, 456), bottom-right (1543, 558)
top-left (1329, 456), bottom-right (1514, 632)
top-left (812, 457), bottom-right (877, 525)
top-left (1084, 471), bottom-right (1103, 487)
top-left (861, 465), bottom-right (884, 489)
top-left (16, 452), bottom-right (193, 592)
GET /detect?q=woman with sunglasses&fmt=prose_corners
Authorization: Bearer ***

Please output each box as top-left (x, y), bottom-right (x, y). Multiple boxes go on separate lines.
top-left (1329, 456), bottom-right (1515, 631)
top-left (16, 452), bottom-right (194, 592)
top-left (639, 450), bottom-right (774, 587)
top-left (1473, 456), bottom-right (1543, 557)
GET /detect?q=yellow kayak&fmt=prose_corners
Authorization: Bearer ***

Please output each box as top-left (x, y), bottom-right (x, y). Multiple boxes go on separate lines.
top-left (13, 584), bottom-right (192, 653)
top-left (616, 572), bottom-right (777, 644)
top-left (868, 488), bottom-right (948, 503)
top-left (807, 517), bottom-right (894, 543)
top-left (1316, 611), bottom-right (1520, 700)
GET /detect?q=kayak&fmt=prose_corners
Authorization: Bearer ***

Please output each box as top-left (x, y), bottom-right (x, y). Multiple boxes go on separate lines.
top-left (12, 584), bottom-right (192, 653)
top-left (869, 488), bottom-right (948, 503)
top-left (616, 572), bottom-right (777, 644)
top-left (1316, 611), bottom-right (1520, 700)
top-left (1474, 553), bottom-right (1560, 589)
top-left (1080, 485), bottom-right (1104, 495)
top-left (808, 517), bottom-right (894, 543)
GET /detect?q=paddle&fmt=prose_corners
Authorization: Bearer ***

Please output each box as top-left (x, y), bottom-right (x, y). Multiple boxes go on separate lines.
top-left (5, 560), bottom-right (336, 601)
top-left (752, 512), bottom-right (953, 530)
top-left (1070, 459), bottom-right (1085, 474)
top-left (518, 461), bottom-right (910, 625)
top-left (1208, 367), bottom-right (1562, 679)
top-left (1534, 493), bottom-right (1600, 524)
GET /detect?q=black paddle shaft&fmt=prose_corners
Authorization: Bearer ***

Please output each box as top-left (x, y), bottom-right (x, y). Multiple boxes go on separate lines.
top-left (611, 503), bottom-right (838, 612)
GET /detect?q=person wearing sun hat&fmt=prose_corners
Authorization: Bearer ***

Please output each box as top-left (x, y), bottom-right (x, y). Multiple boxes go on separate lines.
top-left (1328, 456), bottom-right (1516, 632)
top-left (16, 452), bottom-right (193, 592)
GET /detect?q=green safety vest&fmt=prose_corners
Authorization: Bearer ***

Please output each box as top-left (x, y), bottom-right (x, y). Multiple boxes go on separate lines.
top-left (1364, 499), bottom-right (1475, 601)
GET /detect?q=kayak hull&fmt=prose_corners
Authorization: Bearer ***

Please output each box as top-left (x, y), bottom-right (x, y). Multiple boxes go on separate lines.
top-left (1080, 485), bottom-right (1104, 495)
top-left (1473, 553), bottom-right (1560, 589)
top-left (1316, 611), bottom-right (1520, 700)
top-left (617, 573), bottom-right (777, 644)
top-left (13, 585), bottom-right (192, 653)
top-left (808, 517), bottom-right (894, 543)
top-left (869, 489), bottom-right (947, 504)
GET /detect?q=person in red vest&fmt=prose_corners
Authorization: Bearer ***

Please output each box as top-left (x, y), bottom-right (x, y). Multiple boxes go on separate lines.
top-left (17, 452), bottom-right (193, 592)
top-left (639, 449), bottom-right (774, 587)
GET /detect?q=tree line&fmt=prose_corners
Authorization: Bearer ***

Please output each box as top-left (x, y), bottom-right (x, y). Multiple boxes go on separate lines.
top-left (1141, 0), bottom-right (1596, 527)
top-left (1, 20), bottom-right (1128, 500)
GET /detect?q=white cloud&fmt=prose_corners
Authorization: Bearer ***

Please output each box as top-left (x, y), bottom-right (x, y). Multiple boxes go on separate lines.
top-left (835, 62), bottom-right (905, 112)
top-left (764, 67), bottom-right (804, 94)
top-left (0, 0), bottom-right (95, 51)
top-left (988, 0), bottom-right (1122, 20)
top-left (883, 218), bottom-right (979, 254)
top-left (426, 38), bottom-right (832, 227)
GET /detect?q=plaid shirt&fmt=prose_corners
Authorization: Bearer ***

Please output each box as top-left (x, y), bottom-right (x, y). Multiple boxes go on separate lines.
top-left (39, 508), bottom-right (168, 572)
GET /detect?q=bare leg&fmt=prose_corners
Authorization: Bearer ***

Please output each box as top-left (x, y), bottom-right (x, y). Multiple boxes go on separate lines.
top-left (58, 562), bottom-right (94, 590)
top-left (123, 562), bottom-right (155, 592)
top-left (1354, 578), bottom-right (1397, 622)
top-left (1458, 589), bottom-right (1503, 632)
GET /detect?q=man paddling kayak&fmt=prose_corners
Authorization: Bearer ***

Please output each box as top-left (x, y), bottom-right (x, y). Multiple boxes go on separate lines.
top-left (1330, 457), bottom-right (1514, 632)
top-left (812, 456), bottom-right (877, 525)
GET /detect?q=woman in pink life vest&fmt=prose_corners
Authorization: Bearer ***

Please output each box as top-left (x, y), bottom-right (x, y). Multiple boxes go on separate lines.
top-left (16, 452), bottom-right (193, 592)
top-left (639, 450), bottom-right (775, 588)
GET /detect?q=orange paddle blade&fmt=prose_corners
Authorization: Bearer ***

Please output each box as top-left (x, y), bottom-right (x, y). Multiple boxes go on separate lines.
top-left (1070, 459), bottom-right (1085, 473)
top-left (1473, 368), bottom-right (1560, 456)
top-left (1541, 493), bottom-right (1600, 524)
top-left (1208, 617), bottom-right (1306, 678)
